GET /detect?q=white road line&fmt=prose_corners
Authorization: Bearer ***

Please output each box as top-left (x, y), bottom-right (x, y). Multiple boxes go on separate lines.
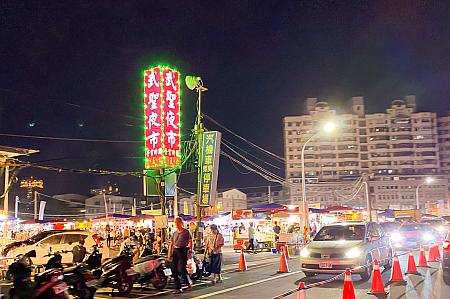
top-left (190, 271), bottom-right (302, 299)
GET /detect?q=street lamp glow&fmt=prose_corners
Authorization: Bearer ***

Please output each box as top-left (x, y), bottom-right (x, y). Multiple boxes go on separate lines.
top-left (425, 177), bottom-right (434, 184)
top-left (322, 122), bottom-right (336, 133)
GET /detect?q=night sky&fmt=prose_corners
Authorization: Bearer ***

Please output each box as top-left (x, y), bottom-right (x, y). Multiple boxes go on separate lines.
top-left (1, 1), bottom-right (449, 196)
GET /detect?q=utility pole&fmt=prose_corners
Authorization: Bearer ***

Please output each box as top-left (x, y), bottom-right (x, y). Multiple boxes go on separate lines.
top-left (186, 75), bottom-right (208, 250)
top-left (268, 185), bottom-right (272, 203)
top-left (3, 165), bottom-right (9, 237)
top-left (159, 170), bottom-right (167, 244)
top-left (34, 190), bottom-right (38, 220)
top-left (174, 175), bottom-right (178, 217)
top-left (15, 196), bottom-right (19, 219)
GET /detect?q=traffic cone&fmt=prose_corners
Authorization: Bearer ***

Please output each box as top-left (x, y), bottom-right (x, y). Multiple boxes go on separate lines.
top-left (429, 242), bottom-right (441, 262)
top-left (297, 281), bottom-right (306, 299)
top-left (418, 246), bottom-right (430, 267)
top-left (405, 251), bottom-right (421, 275)
top-left (367, 260), bottom-right (388, 295)
top-left (238, 249), bottom-right (247, 271)
top-left (284, 245), bottom-right (291, 260)
top-left (342, 268), bottom-right (356, 299)
top-left (388, 255), bottom-right (407, 285)
top-left (428, 243), bottom-right (437, 261)
top-left (277, 248), bottom-right (290, 273)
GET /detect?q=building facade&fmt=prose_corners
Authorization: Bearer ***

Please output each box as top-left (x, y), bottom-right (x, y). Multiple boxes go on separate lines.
top-left (85, 195), bottom-right (134, 218)
top-left (438, 115), bottom-right (450, 191)
top-left (282, 96), bottom-right (448, 209)
top-left (216, 189), bottom-right (247, 213)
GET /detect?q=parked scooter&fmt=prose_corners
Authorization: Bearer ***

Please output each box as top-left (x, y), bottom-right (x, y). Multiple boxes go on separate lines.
top-left (94, 244), bottom-right (137, 295)
top-left (43, 249), bottom-right (97, 299)
top-left (8, 250), bottom-right (69, 299)
top-left (132, 243), bottom-right (171, 289)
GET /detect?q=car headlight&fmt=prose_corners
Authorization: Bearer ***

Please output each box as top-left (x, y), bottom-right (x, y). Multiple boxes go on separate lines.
top-left (422, 233), bottom-right (434, 241)
top-left (390, 232), bottom-right (403, 242)
top-left (345, 247), bottom-right (361, 259)
top-left (300, 248), bottom-right (310, 258)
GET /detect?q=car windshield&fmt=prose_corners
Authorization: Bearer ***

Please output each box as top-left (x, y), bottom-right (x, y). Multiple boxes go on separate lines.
top-left (26, 231), bottom-right (60, 244)
top-left (313, 225), bottom-right (365, 241)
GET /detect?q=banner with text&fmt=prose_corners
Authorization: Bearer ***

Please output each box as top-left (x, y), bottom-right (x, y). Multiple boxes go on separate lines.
top-left (198, 131), bottom-right (221, 207)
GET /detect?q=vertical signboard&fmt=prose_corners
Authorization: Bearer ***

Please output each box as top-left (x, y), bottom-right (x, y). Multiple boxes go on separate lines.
top-left (144, 67), bottom-right (163, 168)
top-left (144, 66), bottom-right (181, 169)
top-left (163, 68), bottom-right (181, 167)
top-left (198, 131), bottom-right (221, 207)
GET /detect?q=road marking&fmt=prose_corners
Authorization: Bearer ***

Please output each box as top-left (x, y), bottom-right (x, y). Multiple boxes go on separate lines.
top-left (190, 271), bottom-right (302, 299)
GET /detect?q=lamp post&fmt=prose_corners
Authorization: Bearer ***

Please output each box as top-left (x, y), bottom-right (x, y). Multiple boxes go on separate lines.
top-left (300, 122), bottom-right (336, 230)
top-left (185, 75), bottom-right (208, 249)
top-left (415, 177), bottom-right (433, 210)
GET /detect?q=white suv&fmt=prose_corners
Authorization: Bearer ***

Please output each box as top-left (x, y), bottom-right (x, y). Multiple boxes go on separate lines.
top-left (6, 231), bottom-right (101, 265)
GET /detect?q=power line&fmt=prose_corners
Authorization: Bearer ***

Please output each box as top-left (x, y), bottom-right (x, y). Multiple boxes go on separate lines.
top-left (203, 113), bottom-right (285, 162)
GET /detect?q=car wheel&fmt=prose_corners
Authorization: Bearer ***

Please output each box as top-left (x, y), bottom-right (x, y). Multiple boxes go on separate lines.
top-left (359, 255), bottom-right (373, 281)
top-left (304, 272), bottom-right (316, 277)
top-left (384, 250), bottom-right (393, 270)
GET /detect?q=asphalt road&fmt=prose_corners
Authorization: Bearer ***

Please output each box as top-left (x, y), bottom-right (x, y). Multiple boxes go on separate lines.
top-left (94, 249), bottom-right (449, 299)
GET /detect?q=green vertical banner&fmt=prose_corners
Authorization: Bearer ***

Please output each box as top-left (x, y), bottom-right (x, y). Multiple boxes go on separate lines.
top-left (199, 131), bottom-right (221, 207)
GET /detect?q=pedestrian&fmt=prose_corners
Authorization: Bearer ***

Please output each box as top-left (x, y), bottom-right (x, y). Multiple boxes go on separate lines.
top-left (273, 221), bottom-right (281, 241)
top-left (72, 239), bottom-right (87, 264)
top-left (247, 222), bottom-right (256, 253)
top-left (206, 224), bottom-right (224, 283)
top-left (123, 226), bottom-right (130, 239)
top-left (168, 217), bottom-right (193, 294)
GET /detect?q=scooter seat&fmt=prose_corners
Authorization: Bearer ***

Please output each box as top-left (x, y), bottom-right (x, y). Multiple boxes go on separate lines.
top-left (135, 255), bottom-right (162, 264)
top-left (63, 265), bottom-right (80, 274)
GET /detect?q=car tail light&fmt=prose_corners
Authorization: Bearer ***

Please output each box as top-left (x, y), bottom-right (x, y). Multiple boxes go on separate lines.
top-left (443, 240), bottom-right (450, 252)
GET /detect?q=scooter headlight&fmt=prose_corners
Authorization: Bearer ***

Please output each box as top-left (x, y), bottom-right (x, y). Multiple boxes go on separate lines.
top-left (390, 232), bottom-right (403, 242)
top-left (422, 233), bottom-right (434, 242)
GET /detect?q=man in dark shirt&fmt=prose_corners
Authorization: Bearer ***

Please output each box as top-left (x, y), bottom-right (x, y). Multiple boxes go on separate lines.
top-left (72, 239), bottom-right (87, 264)
top-left (273, 221), bottom-right (281, 241)
top-left (168, 217), bottom-right (193, 294)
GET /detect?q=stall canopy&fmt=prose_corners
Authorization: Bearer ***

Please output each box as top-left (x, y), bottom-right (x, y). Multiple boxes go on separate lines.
top-left (378, 209), bottom-right (395, 218)
top-left (324, 206), bottom-right (353, 212)
top-left (309, 208), bottom-right (329, 214)
top-left (92, 213), bottom-right (131, 220)
top-left (251, 203), bottom-right (286, 212)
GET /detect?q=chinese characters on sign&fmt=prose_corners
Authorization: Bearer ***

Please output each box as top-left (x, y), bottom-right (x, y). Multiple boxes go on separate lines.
top-left (143, 66), bottom-right (181, 169)
top-left (163, 69), bottom-right (181, 167)
top-left (198, 131), bottom-right (221, 207)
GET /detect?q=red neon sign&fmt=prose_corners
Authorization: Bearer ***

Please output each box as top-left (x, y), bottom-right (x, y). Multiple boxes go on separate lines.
top-left (144, 66), bottom-right (181, 169)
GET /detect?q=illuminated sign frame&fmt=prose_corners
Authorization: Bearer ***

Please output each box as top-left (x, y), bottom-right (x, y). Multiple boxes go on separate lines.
top-left (143, 66), bottom-right (182, 169)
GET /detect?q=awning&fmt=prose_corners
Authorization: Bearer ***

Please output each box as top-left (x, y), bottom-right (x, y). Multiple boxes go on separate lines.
top-left (251, 203), bottom-right (287, 212)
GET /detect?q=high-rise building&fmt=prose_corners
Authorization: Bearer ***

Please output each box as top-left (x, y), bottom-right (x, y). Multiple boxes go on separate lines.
top-left (438, 115), bottom-right (450, 192)
top-left (282, 96), bottom-right (448, 209)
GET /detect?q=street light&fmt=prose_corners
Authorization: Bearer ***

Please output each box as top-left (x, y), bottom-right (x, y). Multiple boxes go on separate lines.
top-left (186, 75), bottom-right (208, 249)
top-left (415, 177), bottom-right (434, 210)
top-left (300, 121), bottom-right (337, 230)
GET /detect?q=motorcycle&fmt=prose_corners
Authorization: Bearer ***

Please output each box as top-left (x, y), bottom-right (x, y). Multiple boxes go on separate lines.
top-left (132, 243), bottom-right (171, 290)
top-left (43, 249), bottom-right (98, 299)
top-left (94, 244), bottom-right (137, 295)
top-left (8, 250), bottom-right (69, 299)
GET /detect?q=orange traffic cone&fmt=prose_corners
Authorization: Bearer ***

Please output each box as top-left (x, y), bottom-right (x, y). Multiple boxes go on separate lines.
top-left (238, 249), bottom-right (247, 271)
top-left (284, 245), bottom-right (291, 260)
top-left (405, 251), bottom-right (421, 275)
top-left (277, 248), bottom-right (290, 273)
top-left (342, 268), bottom-right (356, 299)
top-left (418, 246), bottom-right (429, 267)
top-left (367, 260), bottom-right (388, 295)
top-left (297, 281), bottom-right (306, 299)
top-left (429, 242), bottom-right (441, 262)
top-left (388, 255), bottom-right (407, 285)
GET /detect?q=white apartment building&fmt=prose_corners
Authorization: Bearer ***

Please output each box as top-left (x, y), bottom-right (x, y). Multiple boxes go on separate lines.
top-left (85, 195), bottom-right (134, 217)
top-left (283, 96), bottom-right (448, 209)
top-left (438, 115), bottom-right (450, 191)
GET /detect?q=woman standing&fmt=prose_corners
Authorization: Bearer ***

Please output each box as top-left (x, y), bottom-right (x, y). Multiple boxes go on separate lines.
top-left (206, 224), bottom-right (225, 283)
